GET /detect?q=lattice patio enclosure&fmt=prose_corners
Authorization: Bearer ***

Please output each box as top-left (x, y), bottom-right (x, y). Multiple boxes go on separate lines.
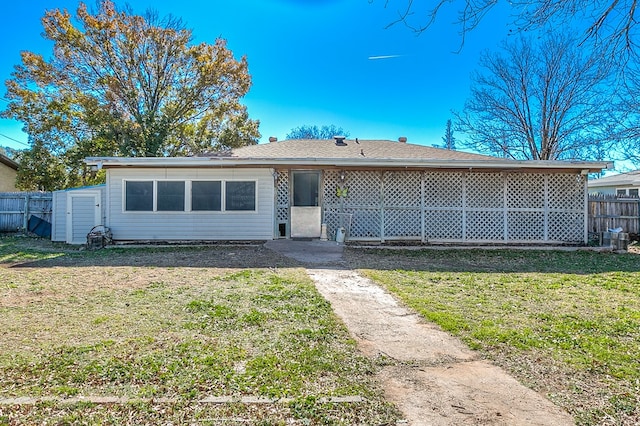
top-left (275, 169), bottom-right (587, 244)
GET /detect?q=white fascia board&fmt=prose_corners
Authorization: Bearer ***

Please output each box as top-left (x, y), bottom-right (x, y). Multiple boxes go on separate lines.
top-left (84, 157), bottom-right (612, 172)
top-left (589, 175), bottom-right (640, 187)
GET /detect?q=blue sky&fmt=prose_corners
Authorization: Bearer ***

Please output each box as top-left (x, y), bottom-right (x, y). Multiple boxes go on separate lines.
top-left (0, 0), bottom-right (514, 151)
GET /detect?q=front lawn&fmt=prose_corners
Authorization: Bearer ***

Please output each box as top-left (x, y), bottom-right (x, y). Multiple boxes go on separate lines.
top-left (0, 238), bottom-right (399, 425)
top-left (355, 248), bottom-right (640, 426)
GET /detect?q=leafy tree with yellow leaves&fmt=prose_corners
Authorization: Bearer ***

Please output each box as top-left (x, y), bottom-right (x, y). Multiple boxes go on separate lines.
top-left (3, 0), bottom-right (259, 190)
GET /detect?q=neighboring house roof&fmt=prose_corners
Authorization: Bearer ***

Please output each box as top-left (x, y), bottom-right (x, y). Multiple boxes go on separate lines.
top-left (0, 153), bottom-right (18, 170)
top-left (86, 138), bottom-right (612, 172)
top-left (588, 170), bottom-right (640, 188)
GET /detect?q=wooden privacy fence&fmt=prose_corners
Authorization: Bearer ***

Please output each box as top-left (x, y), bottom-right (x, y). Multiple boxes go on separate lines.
top-left (0, 192), bottom-right (53, 233)
top-left (588, 195), bottom-right (639, 238)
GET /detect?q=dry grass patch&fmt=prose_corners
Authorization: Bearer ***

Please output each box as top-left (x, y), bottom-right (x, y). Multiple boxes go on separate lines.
top-left (0, 238), bottom-right (400, 425)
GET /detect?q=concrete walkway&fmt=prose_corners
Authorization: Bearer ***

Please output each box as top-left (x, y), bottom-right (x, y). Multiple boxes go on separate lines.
top-left (265, 240), bottom-right (574, 426)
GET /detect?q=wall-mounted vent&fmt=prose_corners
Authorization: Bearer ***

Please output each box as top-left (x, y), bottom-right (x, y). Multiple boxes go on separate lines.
top-left (334, 136), bottom-right (347, 146)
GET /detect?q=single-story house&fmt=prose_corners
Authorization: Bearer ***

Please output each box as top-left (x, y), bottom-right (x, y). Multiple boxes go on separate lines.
top-left (588, 170), bottom-right (640, 196)
top-left (0, 153), bottom-right (19, 192)
top-left (53, 137), bottom-right (610, 245)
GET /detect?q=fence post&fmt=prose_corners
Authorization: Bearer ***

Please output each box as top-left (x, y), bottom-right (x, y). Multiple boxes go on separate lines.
top-left (22, 194), bottom-right (30, 232)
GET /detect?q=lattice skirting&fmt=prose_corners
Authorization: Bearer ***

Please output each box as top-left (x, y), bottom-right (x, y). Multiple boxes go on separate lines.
top-left (277, 169), bottom-right (587, 243)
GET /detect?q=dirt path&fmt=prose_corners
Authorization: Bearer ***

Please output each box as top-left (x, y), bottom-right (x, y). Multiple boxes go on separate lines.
top-left (306, 267), bottom-right (574, 425)
top-left (264, 240), bottom-right (575, 424)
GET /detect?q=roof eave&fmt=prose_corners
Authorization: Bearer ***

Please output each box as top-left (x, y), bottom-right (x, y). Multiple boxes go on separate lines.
top-left (0, 154), bottom-right (19, 170)
top-left (84, 157), bottom-right (612, 173)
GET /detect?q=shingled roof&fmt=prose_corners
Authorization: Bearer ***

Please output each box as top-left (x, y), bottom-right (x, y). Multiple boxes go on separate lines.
top-left (232, 138), bottom-right (496, 161)
top-left (85, 138), bottom-right (612, 172)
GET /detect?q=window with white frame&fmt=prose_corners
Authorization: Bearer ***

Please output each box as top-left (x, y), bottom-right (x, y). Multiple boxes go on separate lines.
top-left (124, 180), bottom-right (256, 212)
top-left (192, 181), bottom-right (222, 211)
top-left (157, 181), bottom-right (185, 211)
top-left (616, 188), bottom-right (640, 197)
top-left (125, 181), bottom-right (153, 211)
top-left (226, 181), bottom-right (256, 211)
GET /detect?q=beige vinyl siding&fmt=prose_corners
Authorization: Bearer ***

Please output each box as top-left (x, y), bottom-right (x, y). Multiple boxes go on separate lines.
top-left (0, 163), bottom-right (17, 192)
top-left (107, 168), bottom-right (274, 241)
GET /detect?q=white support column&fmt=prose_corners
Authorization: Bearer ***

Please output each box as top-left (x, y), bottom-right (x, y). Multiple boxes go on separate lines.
top-left (583, 173), bottom-right (589, 244)
top-left (421, 172), bottom-right (426, 243)
top-left (461, 172), bottom-right (467, 241)
top-left (544, 174), bottom-right (549, 242)
top-left (379, 171), bottom-right (385, 243)
top-left (503, 172), bottom-right (508, 242)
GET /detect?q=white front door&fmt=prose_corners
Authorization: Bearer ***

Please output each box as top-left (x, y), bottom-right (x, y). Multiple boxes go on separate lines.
top-left (290, 171), bottom-right (321, 238)
top-left (66, 191), bottom-right (101, 244)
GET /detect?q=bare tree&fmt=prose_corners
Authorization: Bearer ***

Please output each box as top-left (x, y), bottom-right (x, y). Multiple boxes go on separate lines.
top-left (616, 65), bottom-right (640, 166)
top-left (375, 0), bottom-right (640, 58)
top-left (454, 33), bottom-right (619, 160)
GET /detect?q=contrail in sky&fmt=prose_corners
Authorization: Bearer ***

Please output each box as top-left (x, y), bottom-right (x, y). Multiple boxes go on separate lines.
top-left (368, 55), bottom-right (403, 60)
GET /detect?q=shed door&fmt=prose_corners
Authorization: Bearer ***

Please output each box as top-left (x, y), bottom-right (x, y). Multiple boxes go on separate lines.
top-left (66, 192), bottom-right (101, 244)
top-left (290, 171), bottom-right (321, 238)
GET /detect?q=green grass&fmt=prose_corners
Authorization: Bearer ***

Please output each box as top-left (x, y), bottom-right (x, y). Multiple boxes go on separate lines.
top-left (0, 240), bottom-right (400, 424)
top-left (0, 236), bottom-right (70, 264)
top-left (358, 248), bottom-right (640, 425)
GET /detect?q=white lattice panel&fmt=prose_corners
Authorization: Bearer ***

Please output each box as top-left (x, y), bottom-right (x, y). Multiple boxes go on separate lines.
top-left (507, 174), bottom-right (545, 209)
top-left (466, 173), bottom-right (504, 209)
top-left (424, 172), bottom-right (463, 207)
top-left (345, 171), bottom-right (382, 207)
top-left (383, 209), bottom-right (421, 238)
top-left (323, 208), bottom-right (350, 240)
top-left (346, 208), bottom-right (381, 239)
top-left (323, 170), bottom-right (342, 206)
top-left (466, 211), bottom-right (504, 240)
top-left (425, 210), bottom-right (463, 240)
top-left (548, 174), bottom-right (585, 210)
top-left (276, 170), bottom-right (289, 206)
top-left (276, 208), bottom-right (288, 223)
top-left (276, 170), bottom-right (289, 224)
top-left (314, 169), bottom-right (585, 244)
top-left (548, 211), bottom-right (583, 242)
top-left (383, 171), bottom-right (421, 207)
top-left (507, 211), bottom-right (545, 241)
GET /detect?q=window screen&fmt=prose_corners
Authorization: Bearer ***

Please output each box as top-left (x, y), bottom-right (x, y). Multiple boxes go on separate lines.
top-left (157, 181), bottom-right (185, 211)
top-left (225, 181), bottom-right (255, 211)
top-left (125, 181), bottom-right (153, 211)
top-left (617, 189), bottom-right (627, 196)
top-left (629, 188), bottom-right (639, 197)
top-left (293, 172), bottom-right (319, 206)
top-left (192, 181), bottom-right (222, 211)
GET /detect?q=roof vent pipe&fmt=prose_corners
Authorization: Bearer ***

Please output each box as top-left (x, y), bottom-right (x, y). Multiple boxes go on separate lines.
top-left (268, 136), bottom-right (278, 143)
top-left (334, 136), bottom-right (347, 146)
top-left (398, 136), bottom-right (407, 143)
